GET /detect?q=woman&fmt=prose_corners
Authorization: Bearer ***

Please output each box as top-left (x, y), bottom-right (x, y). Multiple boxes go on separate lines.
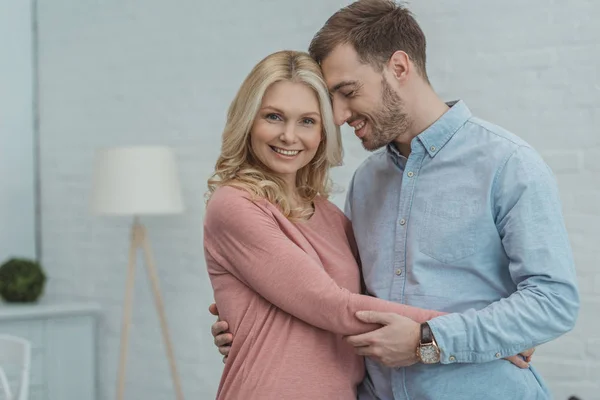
top-left (203, 50), bottom-right (527, 399)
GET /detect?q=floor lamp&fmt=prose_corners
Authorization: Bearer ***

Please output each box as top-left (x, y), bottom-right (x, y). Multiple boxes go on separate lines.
top-left (91, 146), bottom-right (185, 400)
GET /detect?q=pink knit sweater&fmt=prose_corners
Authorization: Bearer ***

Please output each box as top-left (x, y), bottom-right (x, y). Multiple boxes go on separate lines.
top-left (204, 186), bottom-right (444, 399)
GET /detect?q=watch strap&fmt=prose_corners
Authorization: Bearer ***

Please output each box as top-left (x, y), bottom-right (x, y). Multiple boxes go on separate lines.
top-left (420, 322), bottom-right (433, 344)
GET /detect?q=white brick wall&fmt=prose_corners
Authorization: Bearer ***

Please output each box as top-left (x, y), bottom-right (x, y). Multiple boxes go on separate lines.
top-left (36, 0), bottom-right (598, 399)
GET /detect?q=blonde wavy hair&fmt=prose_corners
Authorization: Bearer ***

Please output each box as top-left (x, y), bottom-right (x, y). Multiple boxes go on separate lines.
top-left (207, 50), bottom-right (343, 220)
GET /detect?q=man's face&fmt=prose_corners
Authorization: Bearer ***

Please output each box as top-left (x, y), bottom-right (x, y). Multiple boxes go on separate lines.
top-left (321, 44), bottom-right (410, 151)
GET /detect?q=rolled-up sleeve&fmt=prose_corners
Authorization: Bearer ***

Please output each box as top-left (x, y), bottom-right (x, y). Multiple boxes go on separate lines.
top-left (427, 145), bottom-right (580, 363)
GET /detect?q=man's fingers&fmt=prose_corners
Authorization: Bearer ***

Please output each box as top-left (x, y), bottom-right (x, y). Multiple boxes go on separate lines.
top-left (209, 304), bottom-right (231, 360)
top-left (208, 303), bottom-right (219, 316)
top-left (505, 355), bottom-right (529, 369)
top-left (214, 333), bottom-right (233, 348)
top-left (345, 331), bottom-right (378, 347)
top-left (354, 346), bottom-right (372, 357)
top-left (355, 345), bottom-right (381, 358)
top-left (355, 310), bottom-right (394, 325)
top-left (218, 344), bottom-right (231, 357)
top-left (211, 320), bottom-right (229, 337)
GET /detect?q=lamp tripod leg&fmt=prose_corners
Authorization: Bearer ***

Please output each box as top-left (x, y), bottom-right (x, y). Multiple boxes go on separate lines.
top-left (116, 221), bottom-right (141, 400)
top-left (140, 225), bottom-right (185, 400)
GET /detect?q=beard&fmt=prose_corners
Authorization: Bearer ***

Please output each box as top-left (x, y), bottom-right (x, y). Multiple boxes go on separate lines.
top-left (360, 78), bottom-right (411, 151)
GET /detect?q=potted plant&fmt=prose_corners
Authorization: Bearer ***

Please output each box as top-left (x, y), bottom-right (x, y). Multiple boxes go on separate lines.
top-left (0, 257), bottom-right (47, 303)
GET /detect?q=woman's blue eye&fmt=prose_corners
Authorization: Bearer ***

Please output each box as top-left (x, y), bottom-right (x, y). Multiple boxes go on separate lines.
top-left (302, 118), bottom-right (315, 125)
top-left (266, 113), bottom-right (282, 121)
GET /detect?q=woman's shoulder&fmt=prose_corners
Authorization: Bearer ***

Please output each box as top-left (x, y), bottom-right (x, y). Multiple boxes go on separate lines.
top-left (204, 186), bottom-right (279, 248)
top-left (315, 196), bottom-right (347, 219)
top-left (206, 186), bottom-right (271, 220)
top-left (208, 185), bottom-right (245, 208)
top-left (313, 196), bottom-right (353, 231)
top-left (209, 185), bottom-right (251, 203)
top-left (314, 196), bottom-right (357, 255)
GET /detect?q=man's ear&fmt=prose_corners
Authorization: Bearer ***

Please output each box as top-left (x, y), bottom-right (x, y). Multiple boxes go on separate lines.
top-left (388, 50), bottom-right (410, 82)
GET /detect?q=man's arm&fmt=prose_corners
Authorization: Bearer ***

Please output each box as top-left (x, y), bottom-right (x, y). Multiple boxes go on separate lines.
top-left (427, 146), bottom-right (580, 363)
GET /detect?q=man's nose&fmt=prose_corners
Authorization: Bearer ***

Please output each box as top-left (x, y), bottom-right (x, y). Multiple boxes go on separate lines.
top-left (332, 98), bottom-right (351, 127)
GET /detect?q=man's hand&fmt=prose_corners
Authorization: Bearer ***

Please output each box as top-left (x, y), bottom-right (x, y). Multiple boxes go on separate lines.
top-left (345, 311), bottom-right (420, 368)
top-left (209, 303), bottom-right (233, 363)
top-left (346, 311), bottom-right (536, 369)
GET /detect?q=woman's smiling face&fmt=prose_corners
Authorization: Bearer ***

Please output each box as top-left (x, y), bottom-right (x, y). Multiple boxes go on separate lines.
top-left (249, 80), bottom-right (323, 186)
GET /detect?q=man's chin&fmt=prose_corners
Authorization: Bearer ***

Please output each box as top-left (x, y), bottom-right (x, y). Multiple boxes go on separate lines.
top-left (361, 138), bottom-right (386, 152)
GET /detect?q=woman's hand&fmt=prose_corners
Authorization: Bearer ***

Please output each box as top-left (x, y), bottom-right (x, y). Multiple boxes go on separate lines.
top-left (504, 348), bottom-right (535, 368)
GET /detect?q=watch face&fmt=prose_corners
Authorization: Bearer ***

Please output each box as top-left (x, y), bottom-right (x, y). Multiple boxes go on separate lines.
top-left (419, 344), bottom-right (440, 364)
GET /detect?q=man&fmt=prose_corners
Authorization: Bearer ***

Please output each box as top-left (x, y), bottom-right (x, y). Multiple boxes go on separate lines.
top-left (208, 0), bottom-right (579, 398)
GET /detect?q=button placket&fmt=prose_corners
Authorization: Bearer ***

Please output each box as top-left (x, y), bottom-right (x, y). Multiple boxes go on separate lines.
top-left (390, 149), bottom-right (424, 302)
top-left (390, 146), bottom-right (425, 394)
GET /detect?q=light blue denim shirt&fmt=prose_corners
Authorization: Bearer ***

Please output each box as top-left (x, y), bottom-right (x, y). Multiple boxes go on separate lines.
top-left (347, 100), bottom-right (579, 400)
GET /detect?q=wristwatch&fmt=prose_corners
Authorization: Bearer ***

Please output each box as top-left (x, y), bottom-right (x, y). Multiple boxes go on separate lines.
top-left (417, 322), bottom-right (440, 364)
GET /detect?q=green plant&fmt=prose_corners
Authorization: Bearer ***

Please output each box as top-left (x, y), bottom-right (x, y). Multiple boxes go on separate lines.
top-left (0, 258), bottom-right (47, 302)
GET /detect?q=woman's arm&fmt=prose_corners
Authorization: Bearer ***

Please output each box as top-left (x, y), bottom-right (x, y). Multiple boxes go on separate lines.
top-left (204, 188), bottom-right (446, 336)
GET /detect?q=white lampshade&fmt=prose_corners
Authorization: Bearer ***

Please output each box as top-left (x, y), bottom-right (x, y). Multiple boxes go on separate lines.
top-left (91, 146), bottom-right (184, 215)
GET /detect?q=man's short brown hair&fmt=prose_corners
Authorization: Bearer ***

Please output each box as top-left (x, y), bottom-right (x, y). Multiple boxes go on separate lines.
top-left (309, 0), bottom-right (429, 82)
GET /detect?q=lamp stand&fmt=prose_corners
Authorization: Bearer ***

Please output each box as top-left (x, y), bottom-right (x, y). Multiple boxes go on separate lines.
top-left (116, 216), bottom-right (184, 400)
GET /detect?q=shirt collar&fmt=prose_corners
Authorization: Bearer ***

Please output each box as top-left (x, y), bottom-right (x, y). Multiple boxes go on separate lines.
top-left (417, 100), bottom-right (472, 157)
top-left (387, 142), bottom-right (407, 169)
top-left (386, 100), bottom-right (472, 159)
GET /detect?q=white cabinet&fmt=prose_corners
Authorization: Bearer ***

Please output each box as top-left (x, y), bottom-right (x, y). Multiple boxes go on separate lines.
top-left (0, 302), bottom-right (100, 400)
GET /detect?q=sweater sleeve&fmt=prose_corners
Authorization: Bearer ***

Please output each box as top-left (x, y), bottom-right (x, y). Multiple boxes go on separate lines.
top-left (204, 189), bottom-right (445, 336)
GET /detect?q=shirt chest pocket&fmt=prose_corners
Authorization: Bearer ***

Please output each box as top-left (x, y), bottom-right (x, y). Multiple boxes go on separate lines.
top-left (417, 196), bottom-right (483, 264)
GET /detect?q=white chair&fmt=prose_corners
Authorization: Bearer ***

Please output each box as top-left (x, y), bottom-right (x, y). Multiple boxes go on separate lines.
top-left (0, 334), bottom-right (31, 400)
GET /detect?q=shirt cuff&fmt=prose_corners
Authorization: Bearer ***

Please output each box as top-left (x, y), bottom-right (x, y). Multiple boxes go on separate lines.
top-left (427, 313), bottom-right (527, 364)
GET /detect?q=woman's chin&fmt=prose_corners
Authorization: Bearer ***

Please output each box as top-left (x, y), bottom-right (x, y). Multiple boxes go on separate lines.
top-left (271, 168), bottom-right (300, 177)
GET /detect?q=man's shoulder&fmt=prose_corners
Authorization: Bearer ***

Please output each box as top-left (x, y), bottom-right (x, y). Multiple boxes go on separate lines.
top-left (353, 147), bottom-right (389, 180)
top-left (466, 117), bottom-right (533, 151)
top-left (462, 116), bottom-right (551, 178)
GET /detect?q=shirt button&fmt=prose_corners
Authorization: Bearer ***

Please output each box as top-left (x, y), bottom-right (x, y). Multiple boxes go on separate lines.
top-left (449, 356), bottom-right (456, 362)
top-left (495, 352), bottom-right (501, 358)
top-left (395, 269), bottom-right (403, 276)
top-left (399, 219), bottom-right (406, 225)
top-left (430, 146), bottom-right (437, 152)
top-left (407, 171), bottom-right (414, 177)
